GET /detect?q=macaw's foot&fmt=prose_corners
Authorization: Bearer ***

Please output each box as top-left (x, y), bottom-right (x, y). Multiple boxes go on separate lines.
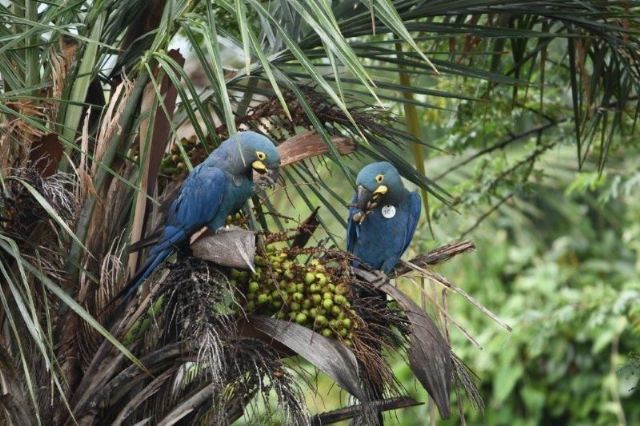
top-left (372, 270), bottom-right (388, 289)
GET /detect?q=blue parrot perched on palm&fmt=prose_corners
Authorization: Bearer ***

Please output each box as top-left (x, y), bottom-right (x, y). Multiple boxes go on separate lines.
top-left (121, 131), bottom-right (280, 299)
top-left (347, 161), bottom-right (421, 274)
top-left (346, 161), bottom-right (421, 424)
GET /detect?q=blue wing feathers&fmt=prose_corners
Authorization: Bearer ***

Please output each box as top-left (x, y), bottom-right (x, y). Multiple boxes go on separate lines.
top-left (121, 166), bottom-right (228, 299)
top-left (169, 166), bottom-right (227, 229)
top-left (348, 191), bottom-right (421, 274)
top-left (401, 192), bottom-right (421, 255)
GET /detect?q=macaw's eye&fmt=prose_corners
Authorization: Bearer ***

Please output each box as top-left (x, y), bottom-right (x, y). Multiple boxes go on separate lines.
top-left (256, 151), bottom-right (267, 160)
top-left (375, 174), bottom-right (384, 183)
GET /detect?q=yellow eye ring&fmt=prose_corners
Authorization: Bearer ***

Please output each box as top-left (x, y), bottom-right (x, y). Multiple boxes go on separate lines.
top-left (375, 174), bottom-right (384, 183)
top-left (256, 151), bottom-right (266, 160)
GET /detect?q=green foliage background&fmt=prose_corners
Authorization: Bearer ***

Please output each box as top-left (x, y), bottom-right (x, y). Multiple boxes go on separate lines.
top-left (278, 61), bottom-right (640, 424)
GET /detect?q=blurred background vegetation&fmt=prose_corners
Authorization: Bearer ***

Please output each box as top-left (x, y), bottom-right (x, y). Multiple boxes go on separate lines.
top-left (1, 0), bottom-right (639, 424)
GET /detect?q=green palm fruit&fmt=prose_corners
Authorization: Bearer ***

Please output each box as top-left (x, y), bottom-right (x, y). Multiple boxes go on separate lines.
top-left (257, 294), bottom-right (269, 304)
top-left (295, 313), bottom-right (308, 324)
top-left (315, 315), bottom-right (328, 326)
top-left (248, 282), bottom-right (260, 293)
top-left (304, 272), bottom-right (316, 284)
top-left (316, 273), bottom-right (327, 285)
top-left (322, 299), bottom-right (333, 310)
top-left (321, 328), bottom-right (332, 338)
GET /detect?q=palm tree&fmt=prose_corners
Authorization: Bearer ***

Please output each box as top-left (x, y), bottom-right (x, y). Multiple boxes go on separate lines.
top-left (1, 0), bottom-right (638, 424)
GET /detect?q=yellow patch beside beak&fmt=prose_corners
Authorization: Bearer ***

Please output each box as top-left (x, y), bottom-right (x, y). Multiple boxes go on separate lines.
top-left (252, 160), bottom-right (267, 174)
top-left (372, 185), bottom-right (388, 199)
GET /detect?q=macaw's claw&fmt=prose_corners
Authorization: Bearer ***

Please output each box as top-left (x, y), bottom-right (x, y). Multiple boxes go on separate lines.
top-left (352, 210), bottom-right (373, 224)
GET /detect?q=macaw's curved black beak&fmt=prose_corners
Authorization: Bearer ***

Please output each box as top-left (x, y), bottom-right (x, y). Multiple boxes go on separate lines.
top-left (352, 184), bottom-right (389, 223)
top-left (352, 185), bottom-right (373, 224)
top-left (267, 166), bottom-right (280, 183)
top-left (254, 164), bottom-right (280, 188)
top-left (354, 185), bottom-right (373, 211)
top-left (354, 184), bottom-right (388, 210)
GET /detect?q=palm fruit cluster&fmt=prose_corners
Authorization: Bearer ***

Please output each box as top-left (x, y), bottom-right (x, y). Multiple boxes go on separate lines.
top-left (228, 243), bottom-right (358, 346)
top-left (159, 136), bottom-right (202, 178)
top-left (225, 212), bottom-right (247, 227)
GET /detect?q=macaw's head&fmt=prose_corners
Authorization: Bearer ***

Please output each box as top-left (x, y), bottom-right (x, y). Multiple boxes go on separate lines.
top-left (222, 131), bottom-right (281, 181)
top-left (352, 161), bottom-right (404, 218)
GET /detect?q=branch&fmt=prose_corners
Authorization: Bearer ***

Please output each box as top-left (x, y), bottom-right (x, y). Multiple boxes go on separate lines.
top-left (290, 207), bottom-right (320, 250)
top-left (435, 120), bottom-right (565, 180)
top-left (391, 240), bottom-right (476, 277)
top-left (311, 397), bottom-right (422, 425)
top-left (460, 193), bottom-right (513, 237)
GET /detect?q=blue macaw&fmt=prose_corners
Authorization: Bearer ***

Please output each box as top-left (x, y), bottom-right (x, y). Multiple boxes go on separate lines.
top-left (122, 131), bottom-right (280, 298)
top-left (347, 161), bottom-right (421, 274)
top-left (346, 162), bottom-right (421, 424)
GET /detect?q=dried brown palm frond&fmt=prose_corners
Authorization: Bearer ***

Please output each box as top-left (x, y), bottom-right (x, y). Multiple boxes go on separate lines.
top-left (49, 37), bottom-right (79, 122)
top-left (0, 101), bottom-right (48, 174)
top-left (1, 167), bottom-right (79, 243)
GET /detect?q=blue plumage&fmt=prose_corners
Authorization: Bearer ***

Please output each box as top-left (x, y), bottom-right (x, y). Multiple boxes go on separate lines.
top-left (123, 131), bottom-right (280, 298)
top-left (347, 162), bottom-right (421, 273)
top-left (346, 162), bottom-right (421, 418)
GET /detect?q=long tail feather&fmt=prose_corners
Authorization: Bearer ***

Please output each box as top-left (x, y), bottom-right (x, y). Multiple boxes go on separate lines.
top-left (116, 226), bottom-right (186, 302)
top-left (119, 248), bottom-right (173, 300)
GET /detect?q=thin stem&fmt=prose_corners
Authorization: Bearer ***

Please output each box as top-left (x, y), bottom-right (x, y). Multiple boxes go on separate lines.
top-left (395, 42), bottom-right (434, 236)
